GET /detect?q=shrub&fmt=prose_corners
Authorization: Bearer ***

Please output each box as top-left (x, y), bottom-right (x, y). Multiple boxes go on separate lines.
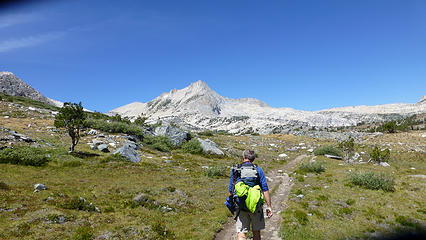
top-left (203, 166), bottom-right (227, 178)
top-left (73, 226), bottom-right (94, 240)
top-left (143, 136), bottom-right (174, 152)
top-left (349, 171), bottom-right (395, 192)
top-left (370, 146), bottom-right (390, 163)
top-left (61, 197), bottom-right (97, 211)
top-left (382, 121), bottom-right (397, 133)
top-left (339, 137), bottom-right (355, 162)
top-left (298, 162), bottom-right (325, 174)
top-left (395, 215), bottom-right (423, 229)
top-left (339, 207), bottom-right (353, 215)
top-left (181, 139), bottom-right (203, 154)
top-left (314, 145), bottom-right (343, 157)
top-left (83, 118), bottom-right (144, 136)
top-left (198, 130), bottom-right (214, 136)
top-left (152, 220), bottom-right (175, 239)
top-left (0, 181), bottom-right (10, 190)
top-left (294, 209), bottom-right (309, 225)
top-left (0, 146), bottom-right (49, 166)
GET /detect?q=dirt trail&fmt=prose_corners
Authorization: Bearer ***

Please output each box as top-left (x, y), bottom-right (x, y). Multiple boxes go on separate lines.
top-left (215, 154), bottom-right (307, 240)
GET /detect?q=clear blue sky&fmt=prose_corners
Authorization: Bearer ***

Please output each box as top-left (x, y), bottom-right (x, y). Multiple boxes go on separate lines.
top-left (1, 0), bottom-right (425, 112)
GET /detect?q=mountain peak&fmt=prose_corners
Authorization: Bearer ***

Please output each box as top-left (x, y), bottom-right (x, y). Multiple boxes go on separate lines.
top-left (187, 80), bottom-right (211, 92)
top-left (419, 95), bottom-right (426, 103)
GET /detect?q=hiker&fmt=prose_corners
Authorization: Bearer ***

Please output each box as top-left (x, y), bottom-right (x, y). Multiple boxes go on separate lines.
top-left (227, 149), bottom-right (272, 240)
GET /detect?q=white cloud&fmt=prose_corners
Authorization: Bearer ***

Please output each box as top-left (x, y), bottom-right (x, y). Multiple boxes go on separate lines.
top-left (0, 31), bottom-right (66, 53)
top-left (0, 13), bottom-right (41, 29)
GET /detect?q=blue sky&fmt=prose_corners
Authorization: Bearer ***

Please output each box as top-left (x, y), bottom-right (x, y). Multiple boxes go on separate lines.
top-left (1, 0), bottom-right (425, 112)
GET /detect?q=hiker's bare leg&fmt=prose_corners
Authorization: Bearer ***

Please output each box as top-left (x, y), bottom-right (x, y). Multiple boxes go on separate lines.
top-left (253, 230), bottom-right (261, 240)
top-left (237, 232), bottom-right (246, 240)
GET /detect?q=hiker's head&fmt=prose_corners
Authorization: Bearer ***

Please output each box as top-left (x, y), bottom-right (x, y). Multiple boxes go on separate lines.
top-left (242, 149), bottom-right (256, 162)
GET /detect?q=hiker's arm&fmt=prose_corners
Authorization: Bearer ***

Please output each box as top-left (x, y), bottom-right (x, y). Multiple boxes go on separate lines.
top-left (263, 190), bottom-right (273, 218)
top-left (263, 190), bottom-right (271, 208)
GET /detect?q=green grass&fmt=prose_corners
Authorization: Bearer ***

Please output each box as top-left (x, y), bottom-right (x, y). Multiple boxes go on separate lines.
top-left (314, 145), bottom-right (343, 157)
top-left (0, 146), bottom-right (49, 166)
top-left (279, 147), bottom-right (426, 239)
top-left (181, 139), bottom-right (203, 154)
top-left (349, 171), bottom-right (395, 192)
top-left (297, 161), bottom-right (325, 174)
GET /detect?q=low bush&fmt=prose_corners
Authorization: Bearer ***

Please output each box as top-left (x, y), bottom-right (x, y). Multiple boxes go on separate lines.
top-left (73, 226), bottom-right (94, 240)
top-left (143, 136), bottom-right (174, 152)
top-left (0, 146), bottom-right (49, 166)
top-left (0, 181), bottom-right (10, 190)
top-left (181, 139), bottom-right (203, 154)
top-left (83, 118), bottom-right (143, 136)
top-left (61, 197), bottom-right (97, 212)
top-left (294, 209), bottom-right (309, 225)
top-left (395, 215), bottom-right (423, 229)
top-left (370, 146), bottom-right (390, 163)
top-left (297, 162), bottom-right (325, 174)
top-left (204, 166), bottom-right (227, 178)
top-left (349, 171), bottom-right (395, 192)
top-left (198, 130), bottom-right (214, 136)
top-left (313, 145), bottom-right (343, 157)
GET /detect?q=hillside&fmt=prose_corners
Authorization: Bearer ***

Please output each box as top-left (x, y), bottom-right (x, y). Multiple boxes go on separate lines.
top-left (109, 80), bottom-right (426, 134)
top-left (0, 72), bottom-right (62, 107)
top-left (1, 94), bottom-right (425, 239)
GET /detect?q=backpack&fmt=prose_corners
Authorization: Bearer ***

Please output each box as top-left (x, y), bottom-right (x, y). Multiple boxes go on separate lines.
top-left (231, 163), bottom-right (261, 213)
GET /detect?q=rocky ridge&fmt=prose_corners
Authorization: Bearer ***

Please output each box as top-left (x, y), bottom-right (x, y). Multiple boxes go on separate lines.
top-left (0, 71), bottom-right (62, 107)
top-left (109, 80), bottom-right (425, 134)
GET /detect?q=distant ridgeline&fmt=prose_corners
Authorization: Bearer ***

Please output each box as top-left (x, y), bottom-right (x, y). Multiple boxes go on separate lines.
top-left (108, 80), bottom-right (426, 135)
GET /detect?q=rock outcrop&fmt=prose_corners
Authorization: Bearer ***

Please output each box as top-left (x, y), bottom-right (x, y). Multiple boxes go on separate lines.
top-left (113, 142), bottom-right (141, 163)
top-left (0, 72), bottom-right (61, 107)
top-left (154, 125), bottom-right (190, 146)
top-left (197, 138), bottom-right (224, 155)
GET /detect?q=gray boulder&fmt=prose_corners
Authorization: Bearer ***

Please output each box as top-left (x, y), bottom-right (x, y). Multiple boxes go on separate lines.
top-left (324, 154), bottom-right (343, 160)
top-left (34, 183), bottom-right (47, 191)
top-left (154, 125), bottom-right (190, 146)
top-left (87, 129), bottom-right (98, 135)
top-left (197, 138), bottom-right (224, 155)
top-left (98, 144), bottom-right (109, 153)
top-left (113, 144), bottom-right (141, 163)
top-left (92, 139), bottom-right (104, 146)
top-left (123, 141), bottom-right (140, 150)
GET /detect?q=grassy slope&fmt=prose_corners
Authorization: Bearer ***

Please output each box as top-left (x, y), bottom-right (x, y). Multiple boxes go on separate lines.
top-left (280, 132), bottom-right (426, 239)
top-left (0, 98), bottom-right (305, 239)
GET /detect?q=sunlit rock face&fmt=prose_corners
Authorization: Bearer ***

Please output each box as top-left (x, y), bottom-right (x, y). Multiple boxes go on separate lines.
top-left (109, 80), bottom-right (425, 134)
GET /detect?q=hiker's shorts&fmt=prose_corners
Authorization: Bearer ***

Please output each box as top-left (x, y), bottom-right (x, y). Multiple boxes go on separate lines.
top-left (236, 208), bottom-right (265, 233)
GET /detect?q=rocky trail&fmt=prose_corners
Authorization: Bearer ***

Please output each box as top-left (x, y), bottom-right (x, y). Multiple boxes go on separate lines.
top-left (215, 154), bottom-right (307, 240)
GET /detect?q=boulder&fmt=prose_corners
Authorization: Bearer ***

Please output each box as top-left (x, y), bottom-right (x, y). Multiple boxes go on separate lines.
top-left (154, 125), bottom-right (190, 146)
top-left (113, 144), bottom-right (141, 163)
top-left (324, 154), bottom-right (343, 160)
top-left (89, 144), bottom-right (97, 150)
top-left (352, 152), bottom-right (360, 161)
top-left (278, 153), bottom-right (288, 158)
top-left (123, 141), bottom-right (140, 150)
top-left (379, 162), bottom-right (390, 167)
top-left (92, 139), bottom-right (104, 146)
top-left (87, 129), bottom-right (98, 135)
top-left (98, 144), bottom-right (109, 153)
top-left (196, 138), bottom-right (224, 155)
top-left (34, 183), bottom-right (47, 191)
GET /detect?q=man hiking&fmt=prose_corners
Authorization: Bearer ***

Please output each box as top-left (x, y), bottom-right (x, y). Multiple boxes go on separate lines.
top-left (228, 149), bottom-right (272, 240)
